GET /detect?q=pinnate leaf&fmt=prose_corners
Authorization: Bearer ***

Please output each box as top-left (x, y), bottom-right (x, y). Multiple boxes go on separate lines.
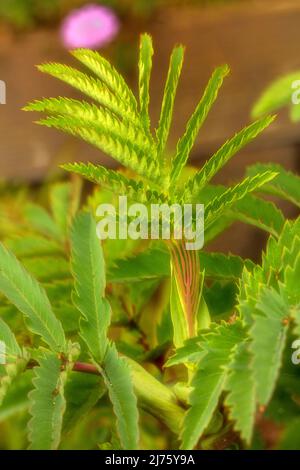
top-left (28, 351), bottom-right (67, 450)
top-left (101, 344), bottom-right (139, 450)
top-left (71, 212), bottom-right (111, 363)
top-left (0, 242), bottom-right (66, 353)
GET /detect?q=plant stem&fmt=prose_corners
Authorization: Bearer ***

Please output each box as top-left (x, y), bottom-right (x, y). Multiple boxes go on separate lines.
top-left (124, 357), bottom-right (185, 434)
top-left (72, 361), bottom-right (99, 375)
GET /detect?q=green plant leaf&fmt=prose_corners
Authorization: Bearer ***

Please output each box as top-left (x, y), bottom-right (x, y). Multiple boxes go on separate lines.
top-left (224, 340), bottom-right (256, 444)
top-left (49, 182), bottom-right (71, 237)
top-left (205, 171), bottom-right (278, 228)
top-left (5, 235), bottom-right (63, 258)
top-left (283, 252), bottom-right (300, 306)
top-left (169, 272), bottom-right (190, 349)
top-left (229, 194), bottom-right (284, 237)
top-left (22, 256), bottom-right (70, 282)
top-left (71, 48), bottom-right (137, 113)
top-left (0, 242), bottom-right (66, 353)
top-left (252, 71), bottom-right (300, 118)
top-left (289, 103), bottom-right (300, 122)
top-left (291, 308), bottom-right (300, 337)
top-left (38, 115), bottom-right (161, 184)
top-left (0, 317), bottom-right (21, 362)
top-left (156, 45), bottom-right (184, 160)
top-left (171, 65), bottom-right (229, 184)
top-left (71, 211), bottom-right (111, 363)
top-left (199, 252), bottom-right (255, 281)
top-left (0, 369), bottom-right (32, 423)
top-left (247, 163), bottom-right (300, 208)
top-left (62, 162), bottom-right (166, 204)
top-left (237, 220), bottom-right (300, 326)
top-left (249, 288), bottom-right (290, 406)
top-left (107, 247), bottom-right (170, 282)
top-left (0, 318), bottom-right (26, 406)
top-left (25, 97), bottom-right (153, 153)
top-left (101, 344), bottom-right (139, 450)
top-left (182, 116), bottom-right (275, 201)
top-left (28, 351), bottom-right (67, 450)
top-left (107, 247), bottom-right (253, 283)
top-left (181, 321), bottom-right (244, 449)
top-left (63, 372), bottom-right (105, 434)
top-left (260, 220), bottom-right (300, 283)
top-left (138, 33), bottom-right (154, 132)
top-left (24, 203), bottom-right (62, 242)
top-left (165, 337), bottom-right (205, 367)
top-left (36, 63), bottom-right (140, 126)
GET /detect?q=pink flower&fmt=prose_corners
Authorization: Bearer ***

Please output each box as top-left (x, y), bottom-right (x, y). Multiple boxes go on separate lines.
top-left (61, 4), bottom-right (120, 49)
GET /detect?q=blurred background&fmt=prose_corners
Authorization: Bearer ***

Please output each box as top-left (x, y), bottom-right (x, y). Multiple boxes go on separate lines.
top-left (0, 0), bottom-right (300, 257)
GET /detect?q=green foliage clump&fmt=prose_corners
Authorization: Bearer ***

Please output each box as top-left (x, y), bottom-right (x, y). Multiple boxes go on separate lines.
top-left (0, 34), bottom-right (299, 450)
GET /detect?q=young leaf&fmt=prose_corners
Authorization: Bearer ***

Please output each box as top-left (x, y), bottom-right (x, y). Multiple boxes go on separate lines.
top-left (247, 163), bottom-right (300, 208)
top-left (37, 115), bottom-right (161, 184)
top-left (62, 162), bottom-right (167, 204)
top-left (199, 185), bottom-right (284, 239)
top-left (139, 33), bottom-right (154, 132)
top-left (101, 344), bottom-right (139, 450)
top-left (156, 45), bottom-right (184, 159)
top-left (28, 351), bottom-right (67, 450)
top-left (71, 211), bottom-right (111, 363)
top-left (181, 321), bottom-right (244, 449)
top-left (205, 171), bottom-right (278, 228)
top-left (25, 97), bottom-right (153, 153)
top-left (224, 341), bottom-right (256, 444)
top-left (171, 65), bottom-right (229, 184)
top-left (182, 116), bottom-right (275, 201)
top-left (71, 48), bottom-right (138, 113)
top-left (169, 272), bottom-right (190, 349)
top-left (249, 288), bottom-right (290, 406)
top-left (0, 242), bottom-right (66, 353)
top-left (37, 63), bottom-right (140, 126)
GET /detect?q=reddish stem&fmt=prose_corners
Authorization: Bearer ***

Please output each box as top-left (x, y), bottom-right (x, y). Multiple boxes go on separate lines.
top-left (27, 359), bottom-right (100, 375)
top-left (72, 361), bottom-right (100, 375)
